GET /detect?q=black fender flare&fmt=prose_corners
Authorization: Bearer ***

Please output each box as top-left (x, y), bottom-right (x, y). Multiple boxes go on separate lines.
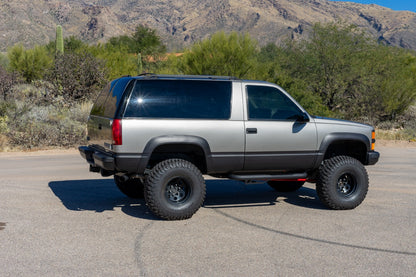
top-left (137, 135), bottom-right (212, 173)
top-left (314, 133), bottom-right (370, 167)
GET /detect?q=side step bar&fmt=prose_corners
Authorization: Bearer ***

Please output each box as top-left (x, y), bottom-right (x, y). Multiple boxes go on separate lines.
top-left (228, 173), bottom-right (307, 181)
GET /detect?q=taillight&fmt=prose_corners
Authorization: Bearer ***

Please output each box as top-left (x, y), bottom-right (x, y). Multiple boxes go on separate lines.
top-left (112, 119), bottom-right (122, 145)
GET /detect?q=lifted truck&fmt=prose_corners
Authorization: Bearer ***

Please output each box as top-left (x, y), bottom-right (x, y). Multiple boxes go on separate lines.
top-left (79, 75), bottom-right (379, 220)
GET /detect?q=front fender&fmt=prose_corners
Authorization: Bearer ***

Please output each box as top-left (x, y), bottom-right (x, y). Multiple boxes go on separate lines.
top-left (314, 133), bottom-right (371, 167)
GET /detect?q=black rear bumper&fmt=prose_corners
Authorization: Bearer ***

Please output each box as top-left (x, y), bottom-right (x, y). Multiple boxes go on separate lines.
top-left (79, 146), bottom-right (142, 174)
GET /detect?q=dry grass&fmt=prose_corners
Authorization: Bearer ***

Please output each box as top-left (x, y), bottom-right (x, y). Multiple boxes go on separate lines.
top-left (376, 128), bottom-right (416, 142)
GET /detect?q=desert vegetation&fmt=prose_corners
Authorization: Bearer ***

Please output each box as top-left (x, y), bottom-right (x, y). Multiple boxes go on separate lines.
top-left (0, 22), bottom-right (415, 150)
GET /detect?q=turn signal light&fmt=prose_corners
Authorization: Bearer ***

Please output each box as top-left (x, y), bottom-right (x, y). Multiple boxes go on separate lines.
top-left (371, 130), bottom-right (375, 151)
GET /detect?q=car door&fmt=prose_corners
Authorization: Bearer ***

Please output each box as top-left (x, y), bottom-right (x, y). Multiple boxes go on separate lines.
top-left (243, 83), bottom-right (318, 171)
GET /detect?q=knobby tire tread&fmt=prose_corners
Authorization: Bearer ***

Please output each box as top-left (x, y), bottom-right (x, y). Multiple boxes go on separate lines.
top-left (317, 156), bottom-right (368, 210)
top-left (144, 159), bottom-right (206, 220)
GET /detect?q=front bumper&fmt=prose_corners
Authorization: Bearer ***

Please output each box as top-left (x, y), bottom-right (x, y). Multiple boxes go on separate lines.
top-left (367, 151), bottom-right (380, 165)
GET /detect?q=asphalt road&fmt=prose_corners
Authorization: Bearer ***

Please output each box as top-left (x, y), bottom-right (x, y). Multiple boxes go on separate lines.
top-left (0, 146), bottom-right (415, 276)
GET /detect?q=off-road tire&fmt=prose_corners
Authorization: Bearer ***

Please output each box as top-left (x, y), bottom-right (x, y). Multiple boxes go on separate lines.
top-left (267, 181), bottom-right (305, 192)
top-left (144, 159), bottom-right (206, 220)
top-left (316, 156), bottom-right (368, 210)
top-left (114, 175), bottom-right (144, 198)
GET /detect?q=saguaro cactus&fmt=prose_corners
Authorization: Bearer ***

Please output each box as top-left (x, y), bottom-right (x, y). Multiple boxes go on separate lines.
top-left (137, 52), bottom-right (143, 74)
top-left (56, 25), bottom-right (64, 54)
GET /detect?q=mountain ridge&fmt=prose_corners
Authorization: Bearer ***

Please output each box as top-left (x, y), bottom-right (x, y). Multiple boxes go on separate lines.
top-left (1, 0), bottom-right (416, 51)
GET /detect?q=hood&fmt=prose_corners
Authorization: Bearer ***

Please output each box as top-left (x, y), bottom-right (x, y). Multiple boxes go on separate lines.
top-left (312, 116), bottom-right (372, 129)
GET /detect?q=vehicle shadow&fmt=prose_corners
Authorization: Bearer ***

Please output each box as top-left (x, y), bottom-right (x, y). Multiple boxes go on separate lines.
top-left (48, 178), bottom-right (326, 219)
top-left (48, 179), bottom-right (158, 220)
top-left (204, 179), bottom-right (327, 210)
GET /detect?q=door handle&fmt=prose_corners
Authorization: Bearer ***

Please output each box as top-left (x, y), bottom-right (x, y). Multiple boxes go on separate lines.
top-left (246, 128), bottom-right (257, 134)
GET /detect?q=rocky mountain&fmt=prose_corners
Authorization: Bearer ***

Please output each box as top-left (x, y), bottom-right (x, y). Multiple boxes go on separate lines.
top-left (1, 0), bottom-right (416, 51)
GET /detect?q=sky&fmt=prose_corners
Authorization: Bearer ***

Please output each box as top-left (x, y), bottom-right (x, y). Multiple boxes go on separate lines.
top-left (329, 1), bottom-right (416, 13)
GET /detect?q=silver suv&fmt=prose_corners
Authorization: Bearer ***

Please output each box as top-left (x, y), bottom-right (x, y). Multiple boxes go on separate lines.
top-left (79, 75), bottom-right (379, 220)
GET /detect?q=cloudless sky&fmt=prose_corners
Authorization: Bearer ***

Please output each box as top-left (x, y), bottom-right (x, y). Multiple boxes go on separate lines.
top-left (329, 0), bottom-right (416, 13)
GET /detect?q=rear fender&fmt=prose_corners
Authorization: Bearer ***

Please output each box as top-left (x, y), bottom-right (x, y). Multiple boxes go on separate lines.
top-left (137, 135), bottom-right (212, 173)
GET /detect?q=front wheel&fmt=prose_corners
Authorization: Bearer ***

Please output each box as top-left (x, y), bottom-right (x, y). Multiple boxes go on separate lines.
top-left (316, 156), bottom-right (368, 210)
top-left (144, 159), bottom-right (206, 220)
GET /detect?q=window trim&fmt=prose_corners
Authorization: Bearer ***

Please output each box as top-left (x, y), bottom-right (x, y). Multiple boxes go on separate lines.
top-left (244, 84), bottom-right (308, 122)
top-left (122, 79), bottom-right (233, 120)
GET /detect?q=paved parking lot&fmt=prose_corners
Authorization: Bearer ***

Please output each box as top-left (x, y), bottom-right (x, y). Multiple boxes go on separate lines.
top-left (0, 146), bottom-right (415, 276)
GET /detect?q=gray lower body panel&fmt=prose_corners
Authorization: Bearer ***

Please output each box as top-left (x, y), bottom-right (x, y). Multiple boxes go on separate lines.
top-left (244, 151), bottom-right (317, 171)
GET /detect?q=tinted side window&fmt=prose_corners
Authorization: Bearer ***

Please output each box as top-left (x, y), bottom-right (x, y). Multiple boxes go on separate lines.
top-left (102, 77), bottom-right (132, 118)
top-left (247, 85), bottom-right (303, 120)
top-left (90, 80), bottom-right (118, 116)
top-left (90, 77), bottom-right (131, 118)
top-left (124, 80), bottom-right (232, 119)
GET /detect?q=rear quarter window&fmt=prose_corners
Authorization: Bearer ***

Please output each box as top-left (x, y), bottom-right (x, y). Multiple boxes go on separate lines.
top-left (90, 77), bottom-right (132, 118)
top-left (124, 80), bottom-right (232, 119)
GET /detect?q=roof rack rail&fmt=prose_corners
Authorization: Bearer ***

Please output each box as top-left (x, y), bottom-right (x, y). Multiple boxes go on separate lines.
top-left (135, 74), bottom-right (240, 80)
top-left (137, 73), bottom-right (156, 76)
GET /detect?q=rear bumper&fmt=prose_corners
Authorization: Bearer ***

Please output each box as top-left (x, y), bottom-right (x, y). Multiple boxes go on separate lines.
top-left (78, 146), bottom-right (142, 174)
top-left (366, 151), bottom-right (380, 165)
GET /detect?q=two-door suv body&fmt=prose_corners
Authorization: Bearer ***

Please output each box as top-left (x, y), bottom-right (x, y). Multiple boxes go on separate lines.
top-left (79, 75), bottom-right (379, 220)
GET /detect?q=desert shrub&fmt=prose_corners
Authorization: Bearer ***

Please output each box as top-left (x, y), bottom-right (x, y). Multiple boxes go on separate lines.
top-left (47, 51), bottom-right (107, 104)
top-left (3, 98), bottom-right (91, 149)
top-left (0, 65), bottom-right (22, 101)
top-left (91, 44), bottom-right (138, 80)
top-left (177, 31), bottom-right (258, 78)
top-left (107, 25), bottom-right (166, 57)
top-left (0, 52), bottom-right (8, 68)
top-left (0, 114), bottom-right (8, 134)
top-left (273, 22), bottom-right (416, 122)
top-left (8, 120), bottom-right (85, 149)
top-left (376, 105), bottom-right (416, 140)
top-left (7, 44), bottom-right (52, 83)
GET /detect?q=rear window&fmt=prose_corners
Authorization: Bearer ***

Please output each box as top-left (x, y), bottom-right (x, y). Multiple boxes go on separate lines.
top-left (124, 80), bottom-right (232, 119)
top-left (90, 77), bottom-right (132, 117)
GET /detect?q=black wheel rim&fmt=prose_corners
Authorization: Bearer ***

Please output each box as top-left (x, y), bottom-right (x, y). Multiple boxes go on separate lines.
top-left (336, 173), bottom-right (357, 197)
top-left (165, 177), bottom-right (191, 204)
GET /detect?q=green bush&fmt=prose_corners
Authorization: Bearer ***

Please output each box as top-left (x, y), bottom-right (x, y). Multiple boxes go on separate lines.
top-left (177, 31), bottom-right (258, 78)
top-left (108, 25), bottom-right (166, 56)
top-left (90, 44), bottom-right (137, 80)
top-left (7, 44), bottom-right (52, 83)
top-left (265, 22), bottom-right (416, 122)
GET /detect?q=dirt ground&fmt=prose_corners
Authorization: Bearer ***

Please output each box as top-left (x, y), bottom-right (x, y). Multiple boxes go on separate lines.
top-left (375, 139), bottom-right (416, 148)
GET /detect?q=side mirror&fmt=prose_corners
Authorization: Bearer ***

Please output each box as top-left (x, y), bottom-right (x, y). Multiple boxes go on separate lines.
top-left (296, 112), bottom-right (310, 123)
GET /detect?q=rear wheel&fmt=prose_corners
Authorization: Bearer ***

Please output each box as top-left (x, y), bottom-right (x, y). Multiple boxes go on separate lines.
top-left (144, 159), bottom-right (206, 220)
top-left (267, 181), bottom-right (305, 192)
top-left (316, 156), bottom-right (368, 210)
top-left (114, 175), bottom-right (144, 199)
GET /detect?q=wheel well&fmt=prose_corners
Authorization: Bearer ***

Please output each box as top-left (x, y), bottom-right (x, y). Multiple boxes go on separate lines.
top-left (148, 144), bottom-right (207, 173)
top-left (324, 140), bottom-right (367, 164)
